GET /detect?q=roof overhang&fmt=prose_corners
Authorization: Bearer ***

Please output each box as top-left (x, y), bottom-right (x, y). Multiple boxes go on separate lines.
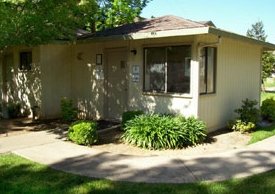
top-left (208, 27), bottom-right (275, 51)
top-left (77, 26), bottom-right (275, 51)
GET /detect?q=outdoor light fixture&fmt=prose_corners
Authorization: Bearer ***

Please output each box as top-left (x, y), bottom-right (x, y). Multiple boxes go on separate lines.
top-left (130, 49), bottom-right (137, 55)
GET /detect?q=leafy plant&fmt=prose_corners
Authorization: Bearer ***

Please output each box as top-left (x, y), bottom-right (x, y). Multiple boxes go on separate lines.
top-left (121, 114), bottom-right (207, 150)
top-left (60, 97), bottom-right (78, 122)
top-left (68, 120), bottom-right (98, 146)
top-left (121, 110), bottom-right (143, 130)
top-left (7, 103), bottom-right (21, 118)
top-left (261, 97), bottom-right (275, 121)
top-left (228, 98), bottom-right (259, 132)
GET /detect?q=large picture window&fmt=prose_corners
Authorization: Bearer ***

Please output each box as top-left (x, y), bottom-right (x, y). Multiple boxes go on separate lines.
top-left (19, 51), bottom-right (32, 71)
top-left (199, 47), bottom-right (216, 94)
top-left (144, 45), bottom-right (191, 94)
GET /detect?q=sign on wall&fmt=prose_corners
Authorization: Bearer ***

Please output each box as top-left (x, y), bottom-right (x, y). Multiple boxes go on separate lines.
top-left (132, 66), bottom-right (140, 82)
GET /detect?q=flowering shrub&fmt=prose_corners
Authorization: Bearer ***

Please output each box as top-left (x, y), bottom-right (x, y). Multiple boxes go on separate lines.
top-left (228, 98), bottom-right (259, 133)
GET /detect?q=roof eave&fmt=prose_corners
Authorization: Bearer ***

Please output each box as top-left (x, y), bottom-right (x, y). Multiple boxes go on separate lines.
top-left (77, 27), bottom-right (210, 44)
top-left (208, 27), bottom-right (275, 51)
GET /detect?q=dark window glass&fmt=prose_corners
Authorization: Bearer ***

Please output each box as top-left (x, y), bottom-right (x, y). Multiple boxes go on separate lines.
top-left (20, 51), bottom-right (32, 71)
top-left (144, 45), bottom-right (191, 94)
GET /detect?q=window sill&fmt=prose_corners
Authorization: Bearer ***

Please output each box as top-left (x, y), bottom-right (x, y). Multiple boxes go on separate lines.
top-left (200, 93), bottom-right (216, 97)
top-left (143, 91), bottom-right (193, 98)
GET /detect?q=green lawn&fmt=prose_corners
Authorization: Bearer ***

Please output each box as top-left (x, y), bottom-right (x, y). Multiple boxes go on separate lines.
top-left (0, 154), bottom-right (275, 194)
top-left (261, 92), bottom-right (275, 103)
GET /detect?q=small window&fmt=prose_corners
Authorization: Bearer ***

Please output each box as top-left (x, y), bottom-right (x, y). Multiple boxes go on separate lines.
top-left (20, 51), bottom-right (32, 71)
top-left (144, 45), bottom-right (191, 94)
top-left (199, 47), bottom-right (216, 94)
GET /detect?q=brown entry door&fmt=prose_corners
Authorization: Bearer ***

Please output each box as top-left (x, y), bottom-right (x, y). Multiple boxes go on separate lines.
top-left (105, 48), bottom-right (128, 119)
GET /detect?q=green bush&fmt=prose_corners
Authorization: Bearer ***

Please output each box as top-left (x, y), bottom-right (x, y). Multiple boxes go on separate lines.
top-left (68, 120), bottom-right (98, 146)
top-left (228, 98), bottom-right (259, 132)
top-left (60, 97), bottom-right (78, 122)
top-left (7, 103), bottom-right (21, 118)
top-left (121, 110), bottom-right (143, 130)
top-left (121, 114), bottom-right (207, 150)
top-left (261, 97), bottom-right (275, 121)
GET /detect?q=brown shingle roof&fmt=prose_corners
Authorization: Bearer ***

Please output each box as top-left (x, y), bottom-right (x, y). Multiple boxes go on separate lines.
top-left (92, 15), bottom-right (207, 37)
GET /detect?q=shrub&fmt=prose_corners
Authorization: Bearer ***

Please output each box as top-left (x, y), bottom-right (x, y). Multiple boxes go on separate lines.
top-left (68, 120), bottom-right (98, 146)
top-left (261, 97), bottom-right (275, 121)
top-left (228, 98), bottom-right (259, 133)
top-left (121, 110), bottom-right (143, 130)
top-left (7, 103), bottom-right (21, 118)
top-left (121, 114), bottom-right (207, 150)
top-left (229, 119), bottom-right (256, 133)
top-left (60, 97), bottom-right (78, 122)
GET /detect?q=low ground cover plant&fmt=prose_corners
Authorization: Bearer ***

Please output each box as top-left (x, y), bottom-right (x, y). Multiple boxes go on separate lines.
top-left (7, 102), bottom-right (21, 118)
top-left (228, 98), bottom-right (259, 133)
top-left (121, 110), bottom-right (143, 129)
top-left (121, 114), bottom-right (207, 150)
top-left (68, 120), bottom-right (98, 146)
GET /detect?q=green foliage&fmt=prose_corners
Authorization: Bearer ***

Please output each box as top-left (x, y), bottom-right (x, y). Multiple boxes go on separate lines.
top-left (60, 97), bottom-right (78, 123)
top-left (121, 110), bottom-right (143, 130)
top-left (235, 98), bottom-right (259, 123)
top-left (247, 21), bottom-right (267, 41)
top-left (0, 0), bottom-right (96, 47)
top-left (121, 114), bottom-right (207, 150)
top-left (0, 0), bottom-right (151, 48)
top-left (228, 98), bottom-right (259, 132)
top-left (247, 21), bottom-right (275, 80)
top-left (261, 97), bottom-right (275, 121)
top-left (7, 102), bottom-right (21, 118)
top-left (96, 0), bottom-right (151, 31)
top-left (248, 124), bottom-right (275, 145)
top-left (262, 51), bottom-right (275, 79)
top-left (229, 119), bottom-right (256, 133)
top-left (68, 120), bottom-right (98, 146)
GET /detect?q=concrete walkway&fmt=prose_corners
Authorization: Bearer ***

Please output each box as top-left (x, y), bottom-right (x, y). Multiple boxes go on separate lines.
top-left (1, 130), bottom-right (275, 183)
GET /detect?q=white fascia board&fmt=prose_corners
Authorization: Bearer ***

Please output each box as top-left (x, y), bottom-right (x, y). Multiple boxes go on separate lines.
top-left (129, 27), bottom-right (210, 39)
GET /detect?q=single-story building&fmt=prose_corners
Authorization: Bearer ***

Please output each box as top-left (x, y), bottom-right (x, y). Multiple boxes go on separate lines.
top-left (1, 15), bottom-right (275, 131)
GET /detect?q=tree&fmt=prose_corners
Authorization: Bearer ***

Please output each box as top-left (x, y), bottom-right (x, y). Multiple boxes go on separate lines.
top-left (94, 0), bottom-right (151, 31)
top-left (0, 0), bottom-right (97, 49)
top-left (0, 0), bottom-right (151, 50)
top-left (247, 21), bottom-right (267, 41)
top-left (262, 51), bottom-right (275, 79)
top-left (247, 21), bottom-right (275, 91)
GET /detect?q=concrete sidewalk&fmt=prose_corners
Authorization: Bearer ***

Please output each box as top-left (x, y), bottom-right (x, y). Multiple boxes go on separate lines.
top-left (1, 130), bottom-right (275, 183)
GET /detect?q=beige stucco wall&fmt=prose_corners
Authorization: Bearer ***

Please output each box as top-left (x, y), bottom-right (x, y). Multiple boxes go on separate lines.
top-left (198, 37), bottom-right (262, 131)
top-left (71, 36), bottom-right (200, 119)
top-left (39, 44), bottom-right (72, 118)
top-left (0, 33), bottom-right (263, 131)
top-left (0, 46), bottom-right (41, 117)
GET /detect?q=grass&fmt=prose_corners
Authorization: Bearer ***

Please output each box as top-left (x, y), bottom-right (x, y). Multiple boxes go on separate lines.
top-left (1, 154), bottom-right (275, 194)
top-left (248, 124), bottom-right (275, 145)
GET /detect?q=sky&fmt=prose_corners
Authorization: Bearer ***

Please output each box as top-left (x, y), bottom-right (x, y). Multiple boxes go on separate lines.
top-left (141, 0), bottom-right (275, 44)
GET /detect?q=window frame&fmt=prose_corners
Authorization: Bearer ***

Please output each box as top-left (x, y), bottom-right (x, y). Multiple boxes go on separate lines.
top-left (19, 51), bottom-right (32, 71)
top-left (199, 47), bottom-right (217, 95)
top-left (143, 44), bottom-right (192, 95)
